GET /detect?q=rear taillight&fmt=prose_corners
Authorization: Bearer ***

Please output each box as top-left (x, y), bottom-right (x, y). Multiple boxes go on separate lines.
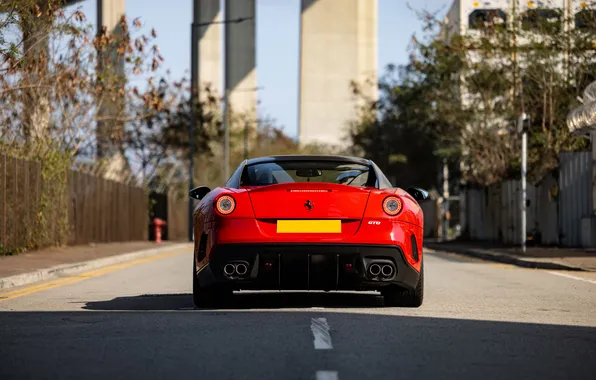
top-left (215, 195), bottom-right (236, 215)
top-left (382, 196), bottom-right (403, 216)
top-left (287, 189), bottom-right (331, 193)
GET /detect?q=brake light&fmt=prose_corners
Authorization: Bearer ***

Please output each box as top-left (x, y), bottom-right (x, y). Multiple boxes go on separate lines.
top-left (382, 196), bottom-right (403, 216)
top-left (287, 189), bottom-right (331, 193)
top-left (215, 195), bottom-right (236, 215)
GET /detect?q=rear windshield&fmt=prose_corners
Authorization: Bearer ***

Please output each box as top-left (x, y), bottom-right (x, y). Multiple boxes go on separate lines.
top-left (240, 161), bottom-right (374, 187)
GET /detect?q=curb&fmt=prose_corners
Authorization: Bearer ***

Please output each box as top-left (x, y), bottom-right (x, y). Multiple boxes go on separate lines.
top-left (0, 243), bottom-right (193, 290)
top-left (424, 244), bottom-right (592, 272)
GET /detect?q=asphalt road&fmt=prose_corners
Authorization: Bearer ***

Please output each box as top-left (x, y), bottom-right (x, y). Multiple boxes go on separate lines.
top-left (1, 248), bottom-right (595, 380)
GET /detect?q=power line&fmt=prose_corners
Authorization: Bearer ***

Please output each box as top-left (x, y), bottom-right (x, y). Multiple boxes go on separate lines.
top-left (193, 17), bottom-right (254, 28)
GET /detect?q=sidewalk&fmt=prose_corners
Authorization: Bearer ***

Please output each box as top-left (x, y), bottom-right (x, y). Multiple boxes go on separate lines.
top-left (0, 241), bottom-right (192, 289)
top-left (425, 240), bottom-right (596, 272)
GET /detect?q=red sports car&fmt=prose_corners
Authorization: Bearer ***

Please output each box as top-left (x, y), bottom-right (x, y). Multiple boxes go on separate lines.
top-left (189, 155), bottom-right (428, 308)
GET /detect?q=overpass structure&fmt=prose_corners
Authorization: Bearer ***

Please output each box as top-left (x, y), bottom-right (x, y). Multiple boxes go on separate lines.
top-left (99, 0), bottom-right (378, 148)
top-left (21, 0), bottom-right (377, 150)
top-left (195, 0), bottom-right (378, 147)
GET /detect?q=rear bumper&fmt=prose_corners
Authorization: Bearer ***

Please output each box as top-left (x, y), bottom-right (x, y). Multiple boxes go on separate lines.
top-left (197, 244), bottom-right (421, 292)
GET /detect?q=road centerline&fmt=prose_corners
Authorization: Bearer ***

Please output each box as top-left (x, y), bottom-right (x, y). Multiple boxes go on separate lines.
top-left (316, 371), bottom-right (339, 380)
top-left (311, 317), bottom-right (333, 350)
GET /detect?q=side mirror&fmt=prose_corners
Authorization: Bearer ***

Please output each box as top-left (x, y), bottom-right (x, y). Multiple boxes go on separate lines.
top-left (406, 187), bottom-right (430, 202)
top-left (189, 186), bottom-right (211, 200)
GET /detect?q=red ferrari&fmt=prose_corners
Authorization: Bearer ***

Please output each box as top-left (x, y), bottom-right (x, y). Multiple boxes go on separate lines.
top-left (189, 155), bottom-right (428, 308)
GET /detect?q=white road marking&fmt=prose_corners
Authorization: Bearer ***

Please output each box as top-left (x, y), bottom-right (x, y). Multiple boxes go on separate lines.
top-left (311, 317), bottom-right (333, 350)
top-left (311, 307), bottom-right (325, 310)
top-left (316, 371), bottom-right (339, 380)
top-left (548, 271), bottom-right (596, 285)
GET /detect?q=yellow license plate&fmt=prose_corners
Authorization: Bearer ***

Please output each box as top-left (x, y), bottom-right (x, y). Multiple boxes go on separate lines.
top-left (276, 220), bottom-right (342, 233)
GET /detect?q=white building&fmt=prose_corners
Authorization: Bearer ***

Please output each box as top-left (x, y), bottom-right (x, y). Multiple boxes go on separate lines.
top-left (445, 1), bottom-right (595, 43)
top-left (443, 0), bottom-right (594, 115)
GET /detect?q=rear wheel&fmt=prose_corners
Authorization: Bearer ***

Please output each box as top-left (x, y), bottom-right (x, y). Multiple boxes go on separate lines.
top-left (193, 260), bottom-right (232, 308)
top-left (382, 263), bottom-right (424, 307)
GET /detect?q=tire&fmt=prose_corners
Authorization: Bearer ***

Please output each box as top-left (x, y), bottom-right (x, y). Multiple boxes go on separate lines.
top-left (192, 259), bottom-right (203, 307)
top-left (193, 260), bottom-right (232, 308)
top-left (382, 263), bottom-right (424, 307)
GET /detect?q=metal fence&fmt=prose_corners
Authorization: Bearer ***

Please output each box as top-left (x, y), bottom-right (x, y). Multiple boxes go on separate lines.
top-left (462, 151), bottom-right (594, 248)
top-left (1, 153), bottom-right (189, 251)
top-left (558, 152), bottom-right (593, 247)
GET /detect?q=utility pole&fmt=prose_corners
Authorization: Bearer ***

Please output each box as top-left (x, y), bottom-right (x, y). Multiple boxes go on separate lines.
top-left (518, 113), bottom-right (528, 253)
top-left (188, 1), bottom-right (199, 242)
top-left (222, 86), bottom-right (262, 176)
top-left (223, 88), bottom-right (230, 180)
top-left (442, 158), bottom-right (450, 241)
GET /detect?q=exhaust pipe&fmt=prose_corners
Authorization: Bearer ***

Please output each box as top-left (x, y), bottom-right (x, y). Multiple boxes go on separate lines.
top-left (236, 263), bottom-right (248, 276)
top-left (381, 265), bottom-right (394, 277)
top-left (369, 263), bottom-right (381, 277)
top-left (223, 264), bottom-right (236, 276)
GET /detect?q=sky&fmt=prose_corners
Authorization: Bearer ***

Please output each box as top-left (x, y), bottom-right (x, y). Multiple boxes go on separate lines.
top-left (69, 0), bottom-right (450, 139)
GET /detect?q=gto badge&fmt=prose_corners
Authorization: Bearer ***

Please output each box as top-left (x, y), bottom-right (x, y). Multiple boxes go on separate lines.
top-left (304, 200), bottom-right (314, 211)
top-left (368, 221), bottom-right (381, 225)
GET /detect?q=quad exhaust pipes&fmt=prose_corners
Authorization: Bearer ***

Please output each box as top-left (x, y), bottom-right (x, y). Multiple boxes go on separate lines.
top-left (223, 262), bottom-right (249, 277)
top-left (381, 264), bottom-right (394, 277)
top-left (368, 262), bottom-right (395, 279)
top-left (236, 263), bottom-right (248, 276)
top-left (369, 264), bottom-right (381, 276)
top-left (223, 264), bottom-right (236, 276)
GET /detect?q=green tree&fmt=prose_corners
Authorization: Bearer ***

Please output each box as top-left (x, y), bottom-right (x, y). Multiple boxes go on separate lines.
top-left (350, 5), bottom-right (594, 189)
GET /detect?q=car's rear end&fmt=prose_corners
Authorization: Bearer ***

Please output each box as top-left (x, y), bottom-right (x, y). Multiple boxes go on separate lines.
top-left (195, 156), bottom-right (424, 306)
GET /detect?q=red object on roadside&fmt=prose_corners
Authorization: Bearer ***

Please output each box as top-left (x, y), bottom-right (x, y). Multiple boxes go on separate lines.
top-left (152, 218), bottom-right (167, 243)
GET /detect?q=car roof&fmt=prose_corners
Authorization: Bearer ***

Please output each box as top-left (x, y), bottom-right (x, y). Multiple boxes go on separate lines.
top-left (245, 154), bottom-right (372, 166)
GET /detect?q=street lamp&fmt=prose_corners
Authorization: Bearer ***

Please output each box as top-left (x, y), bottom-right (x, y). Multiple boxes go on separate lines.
top-left (188, 2), bottom-right (254, 241)
top-left (517, 112), bottom-right (529, 253)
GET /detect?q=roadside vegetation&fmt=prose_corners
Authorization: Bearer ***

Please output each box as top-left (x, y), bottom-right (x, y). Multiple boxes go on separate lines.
top-left (0, 0), bottom-right (338, 253)
top-left (0, 0), bottom-right (336, 196)
top-left (349, 6), bottom-right (595, 191)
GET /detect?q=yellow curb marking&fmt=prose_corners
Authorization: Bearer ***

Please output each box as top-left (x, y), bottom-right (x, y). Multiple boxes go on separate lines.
top-left (0, 248), bottom-right (189, 301)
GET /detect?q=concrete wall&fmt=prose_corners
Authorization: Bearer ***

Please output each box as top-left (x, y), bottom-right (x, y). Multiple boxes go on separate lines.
top-left (225, 0), bottom-right (257, 121)
top-left (444, 0), bottom-right (462, 41)
top-left (298, 0), bottom-right (378, 147)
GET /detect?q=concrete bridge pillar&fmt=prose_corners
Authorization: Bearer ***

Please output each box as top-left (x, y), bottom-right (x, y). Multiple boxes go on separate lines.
top-left (298, 0), bottom-right (378, 147)
top-left (224, 0), bottom-right (257, 127)
top-left (193, 0), bottom-right (223, 101)
top-left (96, 0), bottom-right (126, 159)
